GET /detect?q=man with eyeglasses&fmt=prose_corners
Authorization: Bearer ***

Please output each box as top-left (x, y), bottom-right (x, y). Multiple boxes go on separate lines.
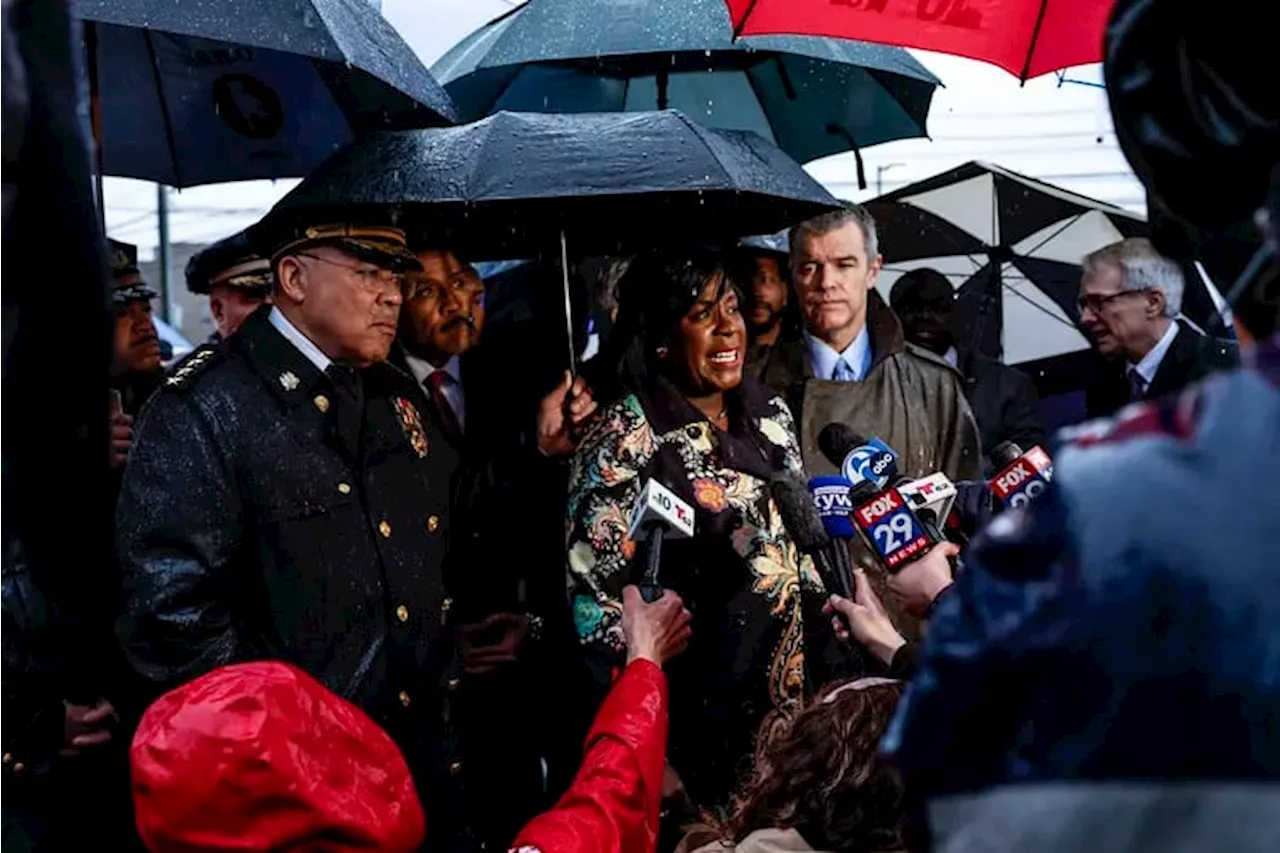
top-left (1078, 238), bottom-right (1237, 418)
top-left (116, 220), bottom-right (474, 851)
top-left (392, 244), bottom-right (597, 850)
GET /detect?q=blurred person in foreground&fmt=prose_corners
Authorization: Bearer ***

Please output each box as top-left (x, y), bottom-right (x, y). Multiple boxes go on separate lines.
top-left (567, 248), bottom-right (848, 816)
top-left (890, 268), bottom-right (1044, 468)
top-left (1080, 237), bottom-right (1236, 418)
top-left (4, 1), bottom-right (127, 847)
top-left (882, 2), bottom-right (1280, 848)
top-left (129, 585), bottom-right (691, 853)
top-left (184, 228), bottom-right (272, 343)
top-left (678, 677), bottom-right (908, 853)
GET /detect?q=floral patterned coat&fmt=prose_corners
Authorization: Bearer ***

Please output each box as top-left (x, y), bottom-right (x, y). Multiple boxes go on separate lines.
top-left (566, 375), bottom-right (836, 808)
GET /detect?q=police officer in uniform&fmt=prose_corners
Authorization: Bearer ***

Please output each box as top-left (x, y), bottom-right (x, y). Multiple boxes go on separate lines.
top-left (116, 221), bottom-right (470, 850)
top-left (108, 239), bottom-right (164, 417)
top-left (184, 228), bottom-right (273, 343)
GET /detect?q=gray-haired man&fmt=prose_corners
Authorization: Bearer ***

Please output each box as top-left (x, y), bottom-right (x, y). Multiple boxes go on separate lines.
top-left (756, 203), bottom-right (982, 640)
top-left (1079, 237), bottom-right (1237, 416)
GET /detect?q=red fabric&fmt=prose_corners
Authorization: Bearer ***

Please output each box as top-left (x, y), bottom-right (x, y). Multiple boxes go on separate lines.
top-left (724, 0), bottom-right (1110, 80)
top-left (509, 659), bottom-right (668, 853)
top-left (131, 661), bottom-right (425, 853)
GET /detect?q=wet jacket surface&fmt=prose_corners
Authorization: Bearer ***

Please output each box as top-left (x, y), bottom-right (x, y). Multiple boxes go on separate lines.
top-left (115, 307), bottom-right (465, 839)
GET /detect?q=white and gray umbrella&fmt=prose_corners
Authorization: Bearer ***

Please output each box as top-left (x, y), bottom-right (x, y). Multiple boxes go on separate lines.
top-left (866, 162), bottom-right (1229, 384)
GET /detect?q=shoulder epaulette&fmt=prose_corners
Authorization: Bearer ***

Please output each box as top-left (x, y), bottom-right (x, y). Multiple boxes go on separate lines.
top-left (163, 344), bottom-right (222, 391)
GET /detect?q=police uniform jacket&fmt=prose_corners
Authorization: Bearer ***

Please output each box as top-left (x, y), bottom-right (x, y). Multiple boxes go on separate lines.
top-left (115, 306), bottom-right (463, 813)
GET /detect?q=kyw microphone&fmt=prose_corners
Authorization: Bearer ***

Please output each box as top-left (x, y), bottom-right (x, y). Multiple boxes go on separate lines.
top-left (806, 475), bottom-right (856, 599)
top-left (627, 479), bottom-right (695, 602)
top-left (769, 472), bottom-right (851, 600)
top-left (987, 441), bottom-right (1054, 510)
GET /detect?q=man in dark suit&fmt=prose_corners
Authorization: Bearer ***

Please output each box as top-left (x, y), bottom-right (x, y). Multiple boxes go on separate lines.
top-left (890, 267), bottom-right (1045, 468)
top-left (1079, 238), bottom-right (1238, 418)
top-left (394, 245), bottom-right (597, 850)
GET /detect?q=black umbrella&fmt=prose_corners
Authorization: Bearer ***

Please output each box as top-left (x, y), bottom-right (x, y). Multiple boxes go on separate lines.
top-left (267, 109), bottom-right (841, 260)
top-left (866, 161), bottom-right (1230, 392)
top-left (266, 109), bottom-right (841, 371)
top-left (74, 0), bottom-right (457, 188)
top-left (433, 0), bottom-right (939, 172)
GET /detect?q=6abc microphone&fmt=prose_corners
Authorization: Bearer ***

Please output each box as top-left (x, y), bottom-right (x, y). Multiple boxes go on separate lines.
top-left (627, 479), bottom-right (695, 602)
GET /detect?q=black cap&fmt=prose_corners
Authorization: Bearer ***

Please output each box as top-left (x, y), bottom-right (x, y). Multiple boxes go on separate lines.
top-left (108, 238), bottom-right (157, 307)
top-left (186, 229), bottom-right (272, 296)
top-left (266, 221), bottom-right (422, 273)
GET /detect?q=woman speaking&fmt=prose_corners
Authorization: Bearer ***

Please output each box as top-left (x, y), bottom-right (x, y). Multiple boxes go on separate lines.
top-left (566, 248), bottom-right (840, 813)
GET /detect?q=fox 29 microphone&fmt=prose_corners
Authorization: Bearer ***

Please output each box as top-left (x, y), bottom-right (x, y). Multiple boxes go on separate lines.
top-left (987, 441), bottom-right (1054, 510)
top-left (627, 479), bottom-right (695, 602)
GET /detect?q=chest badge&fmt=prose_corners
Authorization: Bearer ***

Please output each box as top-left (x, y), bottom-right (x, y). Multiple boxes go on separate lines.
top-left (279, 371), bottom-right (300, 391)
top-left (392, 396), bottom-right (429, 458)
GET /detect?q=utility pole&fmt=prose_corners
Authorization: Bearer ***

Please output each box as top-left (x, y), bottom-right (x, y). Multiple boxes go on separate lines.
top-left (156, 184), bottom-right (171, 322)
top-left (876, 162), bottom-right (906, 196)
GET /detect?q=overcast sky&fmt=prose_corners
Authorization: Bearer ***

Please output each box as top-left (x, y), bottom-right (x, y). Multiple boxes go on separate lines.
top-left (105, 0), bottom-right (1141, 260)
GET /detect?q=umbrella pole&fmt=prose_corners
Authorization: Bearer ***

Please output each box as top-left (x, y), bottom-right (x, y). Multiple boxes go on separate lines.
top-left (84, 20), bottom-right (106, 231)
top-left (560, 229), bottom-right (576, 378)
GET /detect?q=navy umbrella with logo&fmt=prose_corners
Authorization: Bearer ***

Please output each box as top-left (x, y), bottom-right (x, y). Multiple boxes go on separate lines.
top-left (73, 0), bottom-right (457, 188)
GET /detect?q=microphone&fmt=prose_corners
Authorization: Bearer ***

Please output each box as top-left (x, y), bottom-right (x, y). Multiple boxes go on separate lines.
top-left (987, 441), bottom-right (1054, 510)
top-left (849, 484), bottom-right (937, 573)
top-left (769, 472), bottom-right (852, 600)
top-left (817, 423), bottom-right (896, 490)
top-left (627, 479), bottom-right (695, 602)
top-left (806, 475), bottom-right (856, 599)
top-left (820, 424), bottom-right (953, 547)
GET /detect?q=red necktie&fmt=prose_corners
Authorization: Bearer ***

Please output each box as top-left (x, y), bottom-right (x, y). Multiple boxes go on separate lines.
top-left (427, 370), bottom-right (462, 442)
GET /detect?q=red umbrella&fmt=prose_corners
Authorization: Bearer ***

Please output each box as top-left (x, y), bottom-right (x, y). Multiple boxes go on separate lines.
top-left (725, 0), bottom-right (1111, 81)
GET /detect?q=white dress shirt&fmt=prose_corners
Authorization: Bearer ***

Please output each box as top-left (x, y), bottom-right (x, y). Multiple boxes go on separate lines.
top-left (1127, 321), bottom-right (1179, 395)
top-left (403, 351), bottom-right (466, 433)
top-left (943, 346), bottom-right (959, 368)
top-left (805, 326), bottom-right (873, 382)
top-left (268, 307), bottom-right (331, 372)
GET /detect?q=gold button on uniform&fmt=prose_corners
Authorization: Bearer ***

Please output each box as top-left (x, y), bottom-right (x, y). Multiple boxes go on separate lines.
top-left (447, 677), bottom-right (461, 692)
top-left (337, 482), bottom-right (351, 495)
top-left (313, 394), bottom-right (330, 413)
top-left (12, 762), bottom-right (24, 774)
top-left (1, 753), bottom-right (11, 765)
top-left (441, 597), bottom-right (453, 616)
top-left (426, 515), bottom-right (440, 533)
top-left (448, 761), bottom-right (462, 776)
top-left (395, 604), bottom-right (409, 623)
top-left (398, 691), bottom-right (411, 708)
top-left (378, 520), bottom-right (392, 538)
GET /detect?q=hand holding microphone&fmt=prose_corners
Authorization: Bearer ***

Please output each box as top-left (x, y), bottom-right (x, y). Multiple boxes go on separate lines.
top-left (628, 479), bottom-right (695, 602)
top-left (824, 570), bottom-right (906, 666)
top-left (622, 585), bottom-right (693, 668)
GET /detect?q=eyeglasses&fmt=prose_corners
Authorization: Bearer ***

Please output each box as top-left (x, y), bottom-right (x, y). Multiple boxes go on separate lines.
top-left (1076, 290), bottom-right (1142, 315)
top-left (295, 253), bottom-right (404, 292)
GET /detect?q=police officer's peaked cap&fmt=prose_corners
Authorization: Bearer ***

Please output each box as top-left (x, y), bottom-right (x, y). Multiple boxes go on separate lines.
top-left (258, 214), bottom-right (422, 274)
top-left (186, 228), bottom-right (273, 296)
top-left (108, 238), bottom-right (157, 307)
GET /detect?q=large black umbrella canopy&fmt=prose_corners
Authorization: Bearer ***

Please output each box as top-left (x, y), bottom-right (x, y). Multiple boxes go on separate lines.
top-left (431, 0), bottom-right (939, 167)
top-left (74, 0), bottom-right (457, 187)
top-left (266, 109), bottom-right (842, 260)
top-left (865, 161), bottom-right (1229, 390)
